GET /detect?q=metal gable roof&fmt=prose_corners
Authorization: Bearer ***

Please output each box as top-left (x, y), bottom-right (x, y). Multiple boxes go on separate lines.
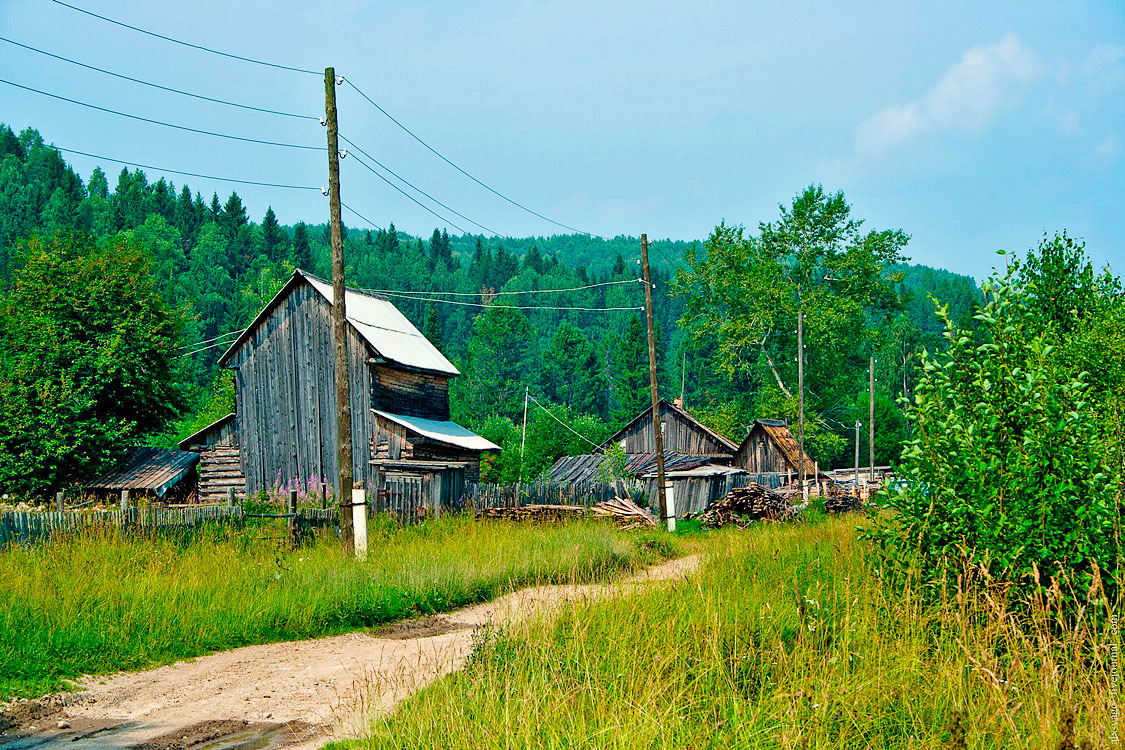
top-left (301, 273), bottom-right (460, 376)
top-left (373, 409), bottom-right (500, 452)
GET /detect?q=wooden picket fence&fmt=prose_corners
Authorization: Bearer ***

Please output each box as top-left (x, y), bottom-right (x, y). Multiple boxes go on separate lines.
top-left (0, 505), bottom-right (338, 547)
top-left (461, 479), bottom-right (628, 510)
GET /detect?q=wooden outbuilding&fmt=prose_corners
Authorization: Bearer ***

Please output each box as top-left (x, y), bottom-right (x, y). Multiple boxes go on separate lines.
top-left (604, 399), bottom-right (738, 458)
top-left (178, 413), bottom-right (245, 503)
top-left (733, 418), bottom-right (819, 478)
top-left (81, 447), bottom-right (200, 502)
top-left (199, 269), bottom-right (497, 501)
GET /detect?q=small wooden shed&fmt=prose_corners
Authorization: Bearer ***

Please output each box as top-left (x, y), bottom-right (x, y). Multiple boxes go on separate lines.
top-left (81, 447), bottom-right (200, 502)
top-left (604, 399), bottom-right (738, 458)
top-left (178, 413), bottom-right (246, 503)
top-left (733, 418), bottom-right (819, 477)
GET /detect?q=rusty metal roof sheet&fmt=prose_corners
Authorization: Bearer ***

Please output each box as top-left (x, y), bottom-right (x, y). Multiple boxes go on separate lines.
top-left (549, 451), bottom-right (728, 485)
top-left (82, 447), bottom-right (199, 496)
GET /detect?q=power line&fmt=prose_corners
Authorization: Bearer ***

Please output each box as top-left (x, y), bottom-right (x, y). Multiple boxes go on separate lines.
top-left (56, 147), bottom-right (322, 190)
top-left (340, 201), bottom-right (384, 231)
top-left (48, 0), bottom-right (320, 76)
top-left (365, 278), bottom-right (642, 297)
top-left (176, 339), bottom-right (239, 358)
top-left (174, 329), bottom-right (245, 350)
top-left (0, 36), bottom-right (316, 120)
top-left (340, 134), bottom-right (500, 236)
top-left (526, 392), bottom-right (603, 449)
top-left (366, 289), bottom-right (643, 312)
top-left (0, 78), bottom-right (324, 151)
top-left (343, 78), bottom-right (606, 238)
top-left (346, 151), bottom-right (468, 235)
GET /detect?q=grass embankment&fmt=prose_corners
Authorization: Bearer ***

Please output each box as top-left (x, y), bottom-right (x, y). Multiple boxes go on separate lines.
top-left (0, 515), bottom-right (672, 699)
top-left (356, 517), bottom-right (1121, 749)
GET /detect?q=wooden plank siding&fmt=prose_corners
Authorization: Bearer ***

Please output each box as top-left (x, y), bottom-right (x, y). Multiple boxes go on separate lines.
top-left (608, 399), bottom-right (738, 457)
top-left (371, 413), bottom-right (484, 481)
top-left (229, 282), bottom-right (375, 495)
top-left (732, 420), bottom-right (819, 477)
top-left (371, 365), bottom-right (450, 420)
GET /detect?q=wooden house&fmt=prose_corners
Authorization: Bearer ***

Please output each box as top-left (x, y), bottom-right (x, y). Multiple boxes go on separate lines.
top-left (184, 270), bottom-right (497, 501)
top-left (604, 398), bottom-right (738, 458)
top-left (733, 418), bottom-right (819, 478)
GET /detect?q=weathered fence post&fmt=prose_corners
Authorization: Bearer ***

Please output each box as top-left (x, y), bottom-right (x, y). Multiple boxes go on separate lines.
top-left (120, 489), bottom-right (129, 511)
top-left (55, 491), bottom-right (64, 512)
top-left (320, 485), bottom-right (328, 510)
top-left (226, 487), bottom-right (235, 509)
top-left (352, 483), bottom-right (367, 561)
top-left (287, 489), bottom-right (299, 548)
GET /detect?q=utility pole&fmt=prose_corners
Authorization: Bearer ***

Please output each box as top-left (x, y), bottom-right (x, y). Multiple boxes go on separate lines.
top-left (641, 234), bottom-right (670, 530)
top-left (869, 355), bottom-right (876, 484)
top-left (679, 351), bottom-right (686, 405)
top-left (325, 67), bottom-right (353, 554)
top-left (854, 420), bottom-right (861, 485)
top-left (797, 309), bottom-right (805, 499)
top-left (520, 386), bottom-right (529, 481)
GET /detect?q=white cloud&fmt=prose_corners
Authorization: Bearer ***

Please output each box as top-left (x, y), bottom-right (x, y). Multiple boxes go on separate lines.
top-left (1095, 135), bottom-right (1121, 162)
top-left (1080, 44), bottom-right (1125, 90)
top-left (856, 33), bottom-right (1039, 154)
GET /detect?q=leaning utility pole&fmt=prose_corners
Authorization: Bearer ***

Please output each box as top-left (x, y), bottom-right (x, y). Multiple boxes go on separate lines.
top-left (854, 420), bottom-right (861, 485)
top-left (868, 356), bottom-right (876, 484)
top-left (641, 235), bottom-right (670, 530)
top-left (325, 67), bottom-right (354, 553)
top-left (797, 309), bottom-right (806, 499)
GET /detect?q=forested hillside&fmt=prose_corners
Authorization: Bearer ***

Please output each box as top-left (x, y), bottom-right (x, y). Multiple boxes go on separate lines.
top-left (0, 124), bottom-right (984, 493)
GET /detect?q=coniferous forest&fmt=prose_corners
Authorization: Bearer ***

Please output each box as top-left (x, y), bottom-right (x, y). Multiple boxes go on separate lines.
top-left (0, 123), bottom-right (1007, 494)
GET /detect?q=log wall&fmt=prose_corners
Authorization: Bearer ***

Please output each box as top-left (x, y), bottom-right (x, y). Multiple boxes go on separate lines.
top-left (230, 282), bottom-right (375, 495)
top-left (371, 365), bottom-right (450, 420)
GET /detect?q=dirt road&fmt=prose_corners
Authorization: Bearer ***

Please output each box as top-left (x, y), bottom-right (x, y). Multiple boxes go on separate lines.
top-left (0, 555), bottom-right (699, 750)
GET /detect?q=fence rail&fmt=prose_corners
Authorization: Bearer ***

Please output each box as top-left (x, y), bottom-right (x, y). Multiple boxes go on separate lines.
top-left (0, 505), bottom-right (337, 547)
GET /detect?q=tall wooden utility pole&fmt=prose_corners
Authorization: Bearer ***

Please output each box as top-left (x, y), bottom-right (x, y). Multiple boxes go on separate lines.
top-left (868, 356), bottom-right (876, 484)
top-left (854, 420), bottom-right (860, 485)
top-left (797, 309), bottom-right (805, 498)
top-left (641, 235), bottom-right (670, 530)
top-left (325, 67), bottom-right (353, 553)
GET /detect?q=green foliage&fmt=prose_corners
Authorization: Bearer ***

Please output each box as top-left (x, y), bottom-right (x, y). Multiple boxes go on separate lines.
top-left (868, 262), bottom-right (1120, 601)
top-left (0, 233), bottom-right (186, 496)
top-left (473, 402), bottom-right (611, 481)
top-left (674, 185), bottom-right (908, 466)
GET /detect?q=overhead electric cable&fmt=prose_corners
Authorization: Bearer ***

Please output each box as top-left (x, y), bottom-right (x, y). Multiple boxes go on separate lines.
top-left (346, 151), bottom-right (468, 234)
top-left (174, 329), bottom-right (244, 350)
top-left (56, 147), bottom-right (321, 190)
top-left (340, 200), bottom-right (385, 231)
top-left (365, 278), bottom-right (642, 297)
top-left (366, 289), bottom-right (643, 312)
top-left (0, 37), bottom-right (316, 119)
top-left (0, 78), bottom-right (324, 151)
top-left (340, 134), bottom-right (499, 236)
top-left (343, 78), bottom-right (605, 238)
top-left (47, 0), bottom-right (320, 76)
top-left (526, 392), bottom-right (603, 449)
top-left (175, 339), bottom-right (238, 358)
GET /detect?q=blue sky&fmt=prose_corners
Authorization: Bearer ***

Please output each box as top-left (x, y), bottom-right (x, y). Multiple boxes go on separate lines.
top-left (1, 0), bottom-right (1122, 279)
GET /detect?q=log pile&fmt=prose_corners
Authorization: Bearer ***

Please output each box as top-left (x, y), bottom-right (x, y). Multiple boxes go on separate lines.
top-left (591, 497), bottom-right (657, 530)
top-left (476, 504), bottom-right (587, 522)
top-left (823, 487), bottom-right (864, 514)
top-left (696, 484), bottom-right (797, 528)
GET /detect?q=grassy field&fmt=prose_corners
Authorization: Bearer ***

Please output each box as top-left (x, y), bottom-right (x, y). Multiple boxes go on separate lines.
top-left (0, 515), bottom-right (672, 699)
top-left (351, 517), bottom-right (1122, 749)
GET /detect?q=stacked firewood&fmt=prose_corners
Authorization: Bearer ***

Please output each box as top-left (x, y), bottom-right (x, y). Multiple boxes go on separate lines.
top-left (823, 486), bottom-right (864, 514)
top-left (476, 504), bottom-right (587, 522)
top-left (696, 484), bottom-right (798, 529)
top-left (591, 497), bottom-right (657, 530)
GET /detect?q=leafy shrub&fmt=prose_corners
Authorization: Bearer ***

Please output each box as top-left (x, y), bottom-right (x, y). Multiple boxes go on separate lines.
top-left (866, 263), bottom-right (1120, 603)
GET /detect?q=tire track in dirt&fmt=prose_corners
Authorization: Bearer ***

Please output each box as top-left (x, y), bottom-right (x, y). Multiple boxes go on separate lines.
top-left (0, 555), bottom-right (700, 750)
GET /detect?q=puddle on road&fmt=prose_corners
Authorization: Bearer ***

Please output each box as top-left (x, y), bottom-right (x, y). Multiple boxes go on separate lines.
top-left (0, 720), bottom-right (321, 750)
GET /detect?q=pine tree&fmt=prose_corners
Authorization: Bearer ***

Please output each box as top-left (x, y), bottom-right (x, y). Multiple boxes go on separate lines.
top-left (209, 193), bottom-right (222, 219)
top-left (422, 305), bottom-right (443, 350)
top-left (260, 206), bottom-right (286, 263)
top-left (291, 222), bottom-right (312, 269)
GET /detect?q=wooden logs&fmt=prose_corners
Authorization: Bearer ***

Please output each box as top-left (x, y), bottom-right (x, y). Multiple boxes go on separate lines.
top-left (694, 484), bottom-right (797, 528)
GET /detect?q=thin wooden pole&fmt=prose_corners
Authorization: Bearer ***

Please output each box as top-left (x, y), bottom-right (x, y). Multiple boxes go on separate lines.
top-left (797, 308), bottom-right (806, 499)
top-left (869, 356), bottom-right (876, 483)
top-left (641, 234), bottom-right (670, 531)
top-left (854, 419), bottom-right (861, 486)
top-left (288, 489), bottom-right (298, 548)
top-left (325, 66), bottom-right (354, 555)
top-left (520, 386), bottom-right (529, 480)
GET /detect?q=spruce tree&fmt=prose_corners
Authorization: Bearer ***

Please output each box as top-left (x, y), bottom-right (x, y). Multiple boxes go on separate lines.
top-left (260, 206), bottom-right (285, 262)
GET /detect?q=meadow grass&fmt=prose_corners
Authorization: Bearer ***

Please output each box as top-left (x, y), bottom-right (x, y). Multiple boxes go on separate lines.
top-left (0, 514), bottom-right (671, 699)
top-left (353, 516), bottom-right (1122, 749)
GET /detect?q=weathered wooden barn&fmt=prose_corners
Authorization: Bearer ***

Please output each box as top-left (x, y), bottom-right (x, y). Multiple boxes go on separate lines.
top-left (185, 270), bottom-right (497, 501)
top-left (604, 398), bottom-right (739, 457)
top-left (733, 418), bottom-right (819, 478)
top-left (178, 413), bottom-right (243, 503)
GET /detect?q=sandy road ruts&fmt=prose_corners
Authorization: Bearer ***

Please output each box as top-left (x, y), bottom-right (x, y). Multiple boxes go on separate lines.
top-left (0, 555), bottom-right (700, 750)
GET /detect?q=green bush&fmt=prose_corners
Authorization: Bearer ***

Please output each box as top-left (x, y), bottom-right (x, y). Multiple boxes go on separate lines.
top-left (867, 263), bottom-right (1120, 603)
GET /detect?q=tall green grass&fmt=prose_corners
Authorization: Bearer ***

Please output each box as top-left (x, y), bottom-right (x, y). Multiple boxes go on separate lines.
top-left (354, 517), bottom-right (1121, 748)
top-left (0, 515), bottom-right (667, 699)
